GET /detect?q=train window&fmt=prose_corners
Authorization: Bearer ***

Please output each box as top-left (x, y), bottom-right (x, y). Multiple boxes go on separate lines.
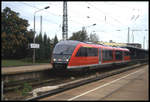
top-left (124, 51), bottom-right (130, 56)
top-left (53, 45), bottom-right (75, 55)
top-left (102, 49), bottom-right (113, 61)
top-left (76, 47), bottom-right (98, 57)
top-left (76, 47), bottom-right (87, 57)
top-left (115, 51), bottom-right (123, 60)
top-left (87, 48), bottom-right (98, 56)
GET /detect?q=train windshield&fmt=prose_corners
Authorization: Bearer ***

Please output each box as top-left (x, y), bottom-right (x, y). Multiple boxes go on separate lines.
top-left (53, 45), bottom-right (75, 55)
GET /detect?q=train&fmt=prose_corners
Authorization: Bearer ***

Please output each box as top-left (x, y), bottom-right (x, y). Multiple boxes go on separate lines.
top-left (51, 40), bottom-right (131, 71)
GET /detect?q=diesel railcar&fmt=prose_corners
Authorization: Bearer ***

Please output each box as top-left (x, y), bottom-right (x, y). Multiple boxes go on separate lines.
top-left (51, 40), bottom-right (130, 70)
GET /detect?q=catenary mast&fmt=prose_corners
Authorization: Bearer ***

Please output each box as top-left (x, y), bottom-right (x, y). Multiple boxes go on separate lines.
top-left (62, 1), bottom-right (68, 40)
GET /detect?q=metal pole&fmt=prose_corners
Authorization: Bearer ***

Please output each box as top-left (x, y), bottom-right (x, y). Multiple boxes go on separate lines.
top-left (143, 36), bottom-right (145, 49)
top-left (40, 15), bottom-right (42, 35)
top-left (1, 81), bottom-right (3, 100)
top-left (33, 14), bottom-right (35, 63)
top-left (62, 1), bottom-right (68, 40)
top-left (127, 27), bottom-right (130, 43)
top-left (33, 6), bottom-right (49, 63)
top-left (132, 30), bottom-right (134, 43)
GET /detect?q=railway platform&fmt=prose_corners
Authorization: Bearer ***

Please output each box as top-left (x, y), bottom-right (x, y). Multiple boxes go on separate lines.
top-left (2, 64), bottom-right (52, 75)
top-left (2, 64), bottom-right (52, 84)
top-left (40, 65), bottom-right (148, 101)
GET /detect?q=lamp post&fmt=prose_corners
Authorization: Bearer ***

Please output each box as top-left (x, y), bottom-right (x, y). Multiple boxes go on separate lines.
top-left (33, 6), bottom-right (50, 63)
top-left (84, 23), bottom-right (96, 42)
top-left (86, 23), bottom-right (96, 28)
top-left (85, 23), bottom-right (96, 33)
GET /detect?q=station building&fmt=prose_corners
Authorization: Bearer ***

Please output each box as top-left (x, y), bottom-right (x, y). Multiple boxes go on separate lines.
top-left (97, 40), bottom-right (142, 49)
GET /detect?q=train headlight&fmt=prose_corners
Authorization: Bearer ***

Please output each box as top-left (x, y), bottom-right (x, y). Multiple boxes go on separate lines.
top-left (66, 59), bottom-right (69, 62)
top-left (53, 58), bottom-right (56, 61)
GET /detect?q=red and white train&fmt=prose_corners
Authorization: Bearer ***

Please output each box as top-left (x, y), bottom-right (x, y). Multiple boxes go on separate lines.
top-left (51, 40), bottom-right (130, 70)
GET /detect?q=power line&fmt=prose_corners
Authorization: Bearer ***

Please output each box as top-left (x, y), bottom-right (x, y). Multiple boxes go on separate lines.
top-left (20, 2), bottom-right (104, 33)
top-left (104, 2), bottom-right (139, 11)
top-left (82, 3), bottom-right (124, 28)
top-left (15, 2), bottom-right (90, 37)
top-left (104, 2), bottom-right (142, 24)
top-left (8, 2), bottom-right (63, 37)
top-left (21, 2), bottom-right (62, 17)
top-left (21, 2), bottom-right (39, 10)
top-left (19, 2), bottom-right (61, 26)
top-left (87, 2), bottom-right (126, 26)
top-left (21, 2), bottom-right (86, 27)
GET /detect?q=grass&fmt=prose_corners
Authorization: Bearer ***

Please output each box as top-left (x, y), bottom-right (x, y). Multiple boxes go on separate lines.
top-left (2, 58), bottom-right (50, 67)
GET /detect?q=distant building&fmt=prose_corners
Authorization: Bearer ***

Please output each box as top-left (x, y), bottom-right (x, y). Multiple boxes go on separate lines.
top-left (126, 43), bottom-right (142, 48)
top-left (97, 40), bottom-right (126, 47)
top-left (97, 40), bottom-right (141, 48)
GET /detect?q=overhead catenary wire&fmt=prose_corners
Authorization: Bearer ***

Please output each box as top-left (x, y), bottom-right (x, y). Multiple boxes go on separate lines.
top-left (14, 2), bottom-right (61, 26)
top-left (22, 2), bottom-right (62, 17)
top-left (2, 1), bottom-right (147, 45)
top-left (85, 2), bottom-right (147, 44)
top-left (86, 2), bottom-right (126, 27)
top-left (104, 2), bottom-right (142, 24)
top-left (21, 2), bottom-right (90, 31)
top-left (82, 2), bottom-right (125, 30)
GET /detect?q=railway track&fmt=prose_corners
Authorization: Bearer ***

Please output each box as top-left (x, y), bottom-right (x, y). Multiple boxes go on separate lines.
top-left (3, 63), bottom-right (126, 92)
top-left (3, 61), bottom-right (147, 100)
top-left (26, 62), bottom-right (147, 101)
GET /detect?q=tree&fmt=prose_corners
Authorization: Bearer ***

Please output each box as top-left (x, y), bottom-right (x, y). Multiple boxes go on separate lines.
top-left (1, 7), bottom-right (33, 59)
top-left (89, 33), bottom-right (99, 43)
top-left (25, 29), bottom-right (34, 58)
top-left (43, 33), bottom-right (51, 59)
top-left (35, 33), bottom-right (44, 60)
top-left (50, 35), bottom-right (58, 59)
top-left (69, 27), bottom-right (89, 42)
top-left (46, 37), bottom-right (51, 60)
top-left (34, 32), bottom-right (52, 61)
top-left (53, 35), bottom-right (58, 47)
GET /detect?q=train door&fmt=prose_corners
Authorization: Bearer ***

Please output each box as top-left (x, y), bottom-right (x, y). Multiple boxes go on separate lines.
top-left (99, 48), bottom-right (101, 64)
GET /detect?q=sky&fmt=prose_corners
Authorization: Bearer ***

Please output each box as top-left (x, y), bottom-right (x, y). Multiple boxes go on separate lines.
top-left (1, 1), bottom-right (149, 49)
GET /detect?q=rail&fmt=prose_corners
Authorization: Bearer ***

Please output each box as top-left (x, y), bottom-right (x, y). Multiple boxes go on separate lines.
top-left (26, 63), bottom-right (147, 101)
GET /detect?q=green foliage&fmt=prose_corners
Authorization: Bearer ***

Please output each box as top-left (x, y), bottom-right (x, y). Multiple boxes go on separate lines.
top-left (21, 82), bottom-right (32, 96)
top-left (53, 35), bottom-right (59, 47)
top-left (89, 33), bottom-right (99, 43)
top-left (69, 27), bottom-right (89, 42)
top-left (35, 32), bottom-right (52, 61)
top-left (15, 87), bottom-right (20, 94)
top-left (2, 59), bottom-right (33, 67)
top-left (1, 7), bottom-right (33, 59)
top-left (50, 35), bottom-right (58, 56)
top-left (1, 7), bottom-right (59, 62)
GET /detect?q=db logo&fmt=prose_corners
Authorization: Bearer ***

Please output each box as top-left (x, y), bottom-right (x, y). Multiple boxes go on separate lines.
top-left (58, 59), bottom-right (62, 61)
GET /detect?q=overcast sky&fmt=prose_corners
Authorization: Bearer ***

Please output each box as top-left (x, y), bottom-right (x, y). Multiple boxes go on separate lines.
top-left (1, 1), bottom-right (149, 49)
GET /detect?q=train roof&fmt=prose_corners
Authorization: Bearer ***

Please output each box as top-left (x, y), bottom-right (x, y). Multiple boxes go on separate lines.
top-left (81, 41), bottom-right (129, 51)
top-left (56, 40), bottom-right (80, 46)
top-left (58, 40), bottom-right (129, 51)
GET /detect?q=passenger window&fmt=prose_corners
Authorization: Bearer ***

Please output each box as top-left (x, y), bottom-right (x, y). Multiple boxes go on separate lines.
top-left (87, 48), bottom-right (98, 56)
top-left (102, 49), bottom-right (113, 61)
top-left (76, 47), bottom-right (98, 57)
top-left (76, 47), bottom-right (87, 57)
top-left (124, 51), bottom-right (130, 56)
top-left (115, 51), bottom-right (123, 60)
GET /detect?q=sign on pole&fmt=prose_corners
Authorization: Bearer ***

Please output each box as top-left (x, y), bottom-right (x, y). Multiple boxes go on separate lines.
top-left (30, 43), bottom-right (40, 48)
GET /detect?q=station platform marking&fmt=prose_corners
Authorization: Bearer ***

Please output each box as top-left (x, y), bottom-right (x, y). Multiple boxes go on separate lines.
top-left (68, 65), bottom-right (148, 101)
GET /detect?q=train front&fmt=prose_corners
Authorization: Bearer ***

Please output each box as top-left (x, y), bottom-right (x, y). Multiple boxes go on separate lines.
top-left (51, 40), bottom-right (79, 70)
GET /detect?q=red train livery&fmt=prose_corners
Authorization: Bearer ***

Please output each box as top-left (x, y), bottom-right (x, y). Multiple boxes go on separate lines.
top-left (51, 40), bottom-right (130, 70)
